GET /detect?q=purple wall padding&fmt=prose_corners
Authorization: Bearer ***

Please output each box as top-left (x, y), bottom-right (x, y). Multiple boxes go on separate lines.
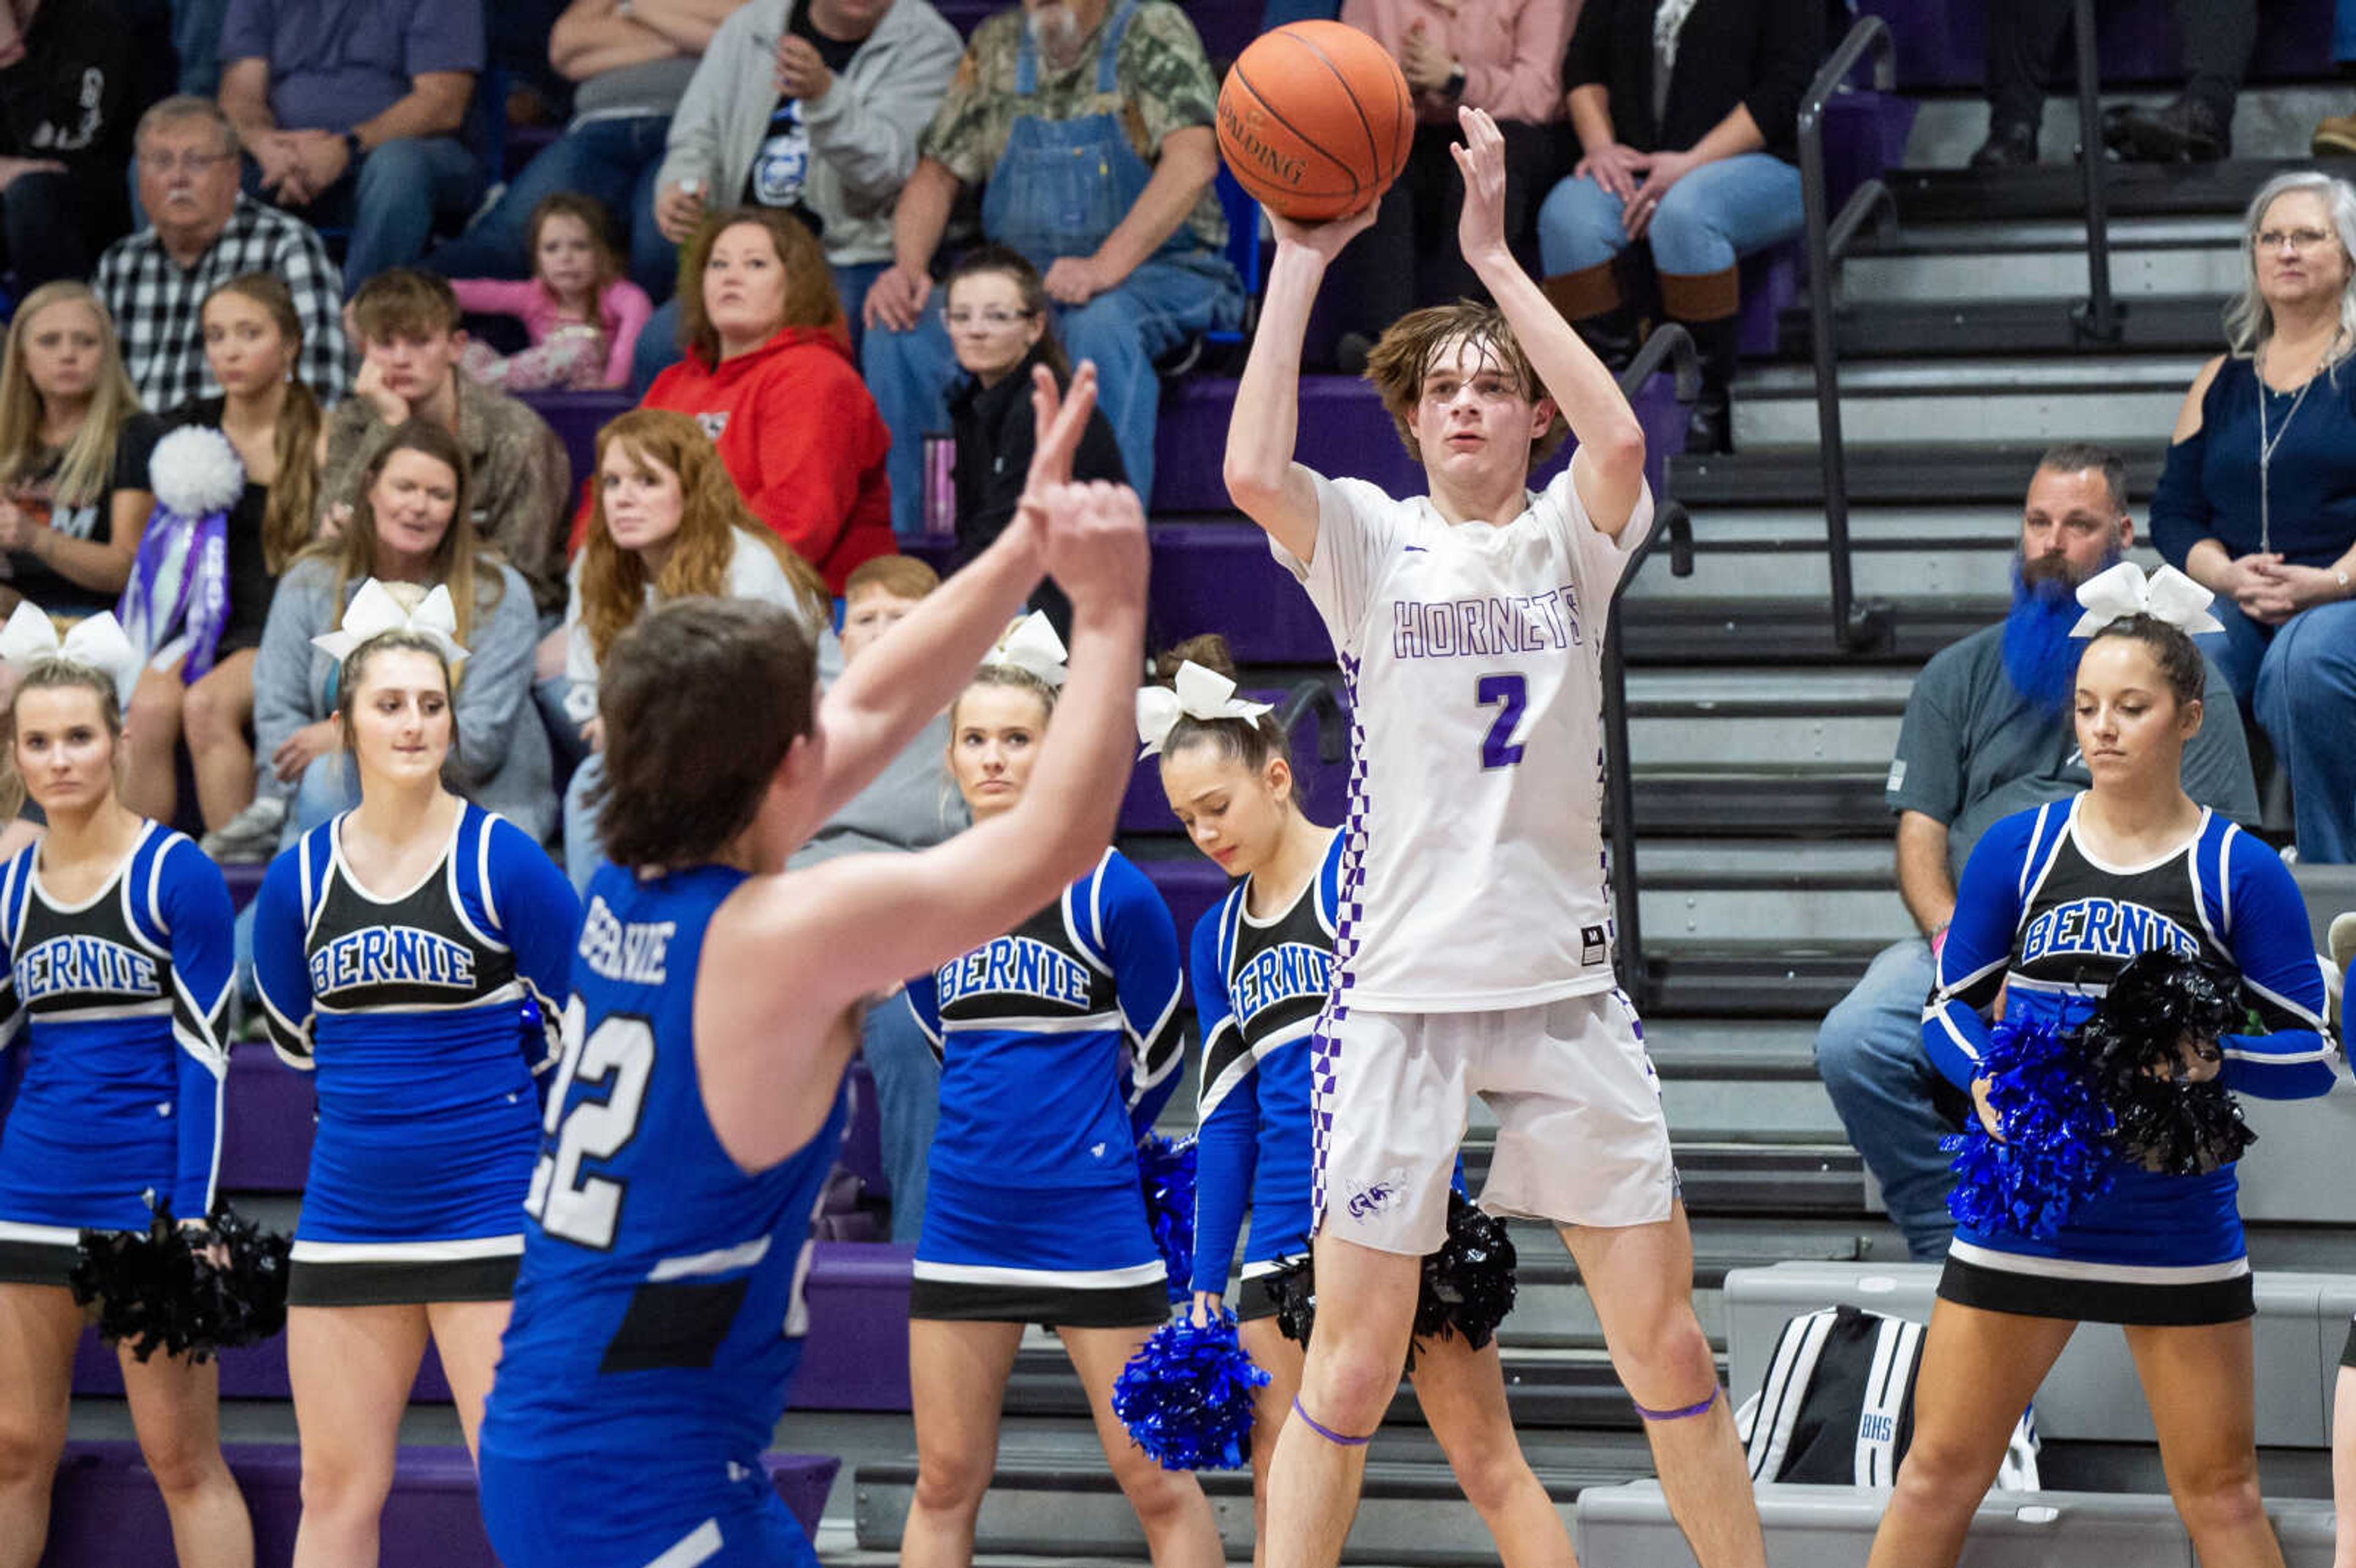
top-left (221, 1043), bottom-right (315, 1194)
top-left (838, 1058), bottom-right (886, 1196)
top-left (795, 1242), bottom-right (915, 1410)
top-left (72, 1328), bottom-right (453, 1403)
top-left (1138, 858), bottom-right (1231, 945)
top-left (40, 1442), bottom-right (836, 1566)
top-left (516, 390), bottom-right (636, 504)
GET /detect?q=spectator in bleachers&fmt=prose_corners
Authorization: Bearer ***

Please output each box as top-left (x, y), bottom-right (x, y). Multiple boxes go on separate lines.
top-left (642, 0), bottom-right (963, 379)
top-left (1814, 444), bottom-right (2260, 1263)
top-left (250, 419), bottom-right (553, 855)
top-left (944, 246), bottom-right (1124, 634)
top-left (215, 0), bottom-right (484, 292)
top-left (449, 193), bottom-right (655, 391)
top-left (560, 407), bottom-right (829, 885)
top-left (1317, 0), bottom-right (1569, 370)
top-left (1536, 0), bottom-right (1827, 455)
top-left (0, 0), bottom-right (136, 291)
top-left (623, 208), bottom-right (895, 594)
top-left (97, 96), bottom-right (351, 410)
top-left (1973, 0), bottom-right (2252, 169)
top-left (115, 272), bottom-right (323, 839)
top-left (321, 269), bottom-right (572, 629)
top-left (2320, 0), bottom-right (2356, 156)
top-left (861, 0), bottom-right (1243, 537)
top-left (422, 0), bottom-right (743, 304)
top-left (2152, 171), bottom-right (2356, 864)
top-left (0, 285), bottom-right (147, 622)
top-left (788, 553), bottom-right (962, 1244)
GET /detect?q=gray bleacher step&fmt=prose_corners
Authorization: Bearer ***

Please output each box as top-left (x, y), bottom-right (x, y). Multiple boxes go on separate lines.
top-left (1668, 442), bottom-right (2165, 509)
top-left (1617, 772), bottom-right (1891, 837)
top-left (1841, 237), bottom-right (2241, 305)
top-left (1731, 356), bottom-right (2203, 448)
top-left (1631, 839), bottom-right (1908, 948)
top-left (1780, 293), bottom-right (2231, 359)
top-left (1638, 942), bottom-right (1882, 1020)
top-left (1622, 517), bottom-right (2165, 606)
top-left (1624, 668), bottom-right (1910, 772)
top-left (1617, 596), bottom-right (1992, 666)
top-left (1887, 155), bottom-right (2327, 226)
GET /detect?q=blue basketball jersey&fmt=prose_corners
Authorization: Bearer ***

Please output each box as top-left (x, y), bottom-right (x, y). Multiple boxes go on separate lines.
top-left (1189, 832), bottom-right (1341, 1294)
top-left (0, 821), bottom-right (233, 1235)
top-left (250, 802), bottom-right (577, 1255)
top-left (479, 862), bottom-right (847, 1567)
top-left (1926, 797), bottom-right (2338, 1278)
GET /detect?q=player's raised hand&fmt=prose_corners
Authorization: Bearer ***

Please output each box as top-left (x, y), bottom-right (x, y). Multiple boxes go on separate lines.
top-left (1014, 360), bottom-right (1101, 526)
top-left (1269, 199), bottom-right (1379, 263)
top-left (1451, 104), bottom-right (1511, 267)
top-left (1036, 480), bottom-right (1148, 615)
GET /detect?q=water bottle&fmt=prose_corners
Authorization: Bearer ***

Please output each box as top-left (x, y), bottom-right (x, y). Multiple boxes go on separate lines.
top-left (922, 434), bottom-right (956, 542)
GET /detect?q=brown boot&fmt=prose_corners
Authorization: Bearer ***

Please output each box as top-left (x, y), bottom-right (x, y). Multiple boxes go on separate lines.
top-left (1541, 264), bottom-right (1638, 371)
top-left (2316, 112), bottom-right (2356, 157)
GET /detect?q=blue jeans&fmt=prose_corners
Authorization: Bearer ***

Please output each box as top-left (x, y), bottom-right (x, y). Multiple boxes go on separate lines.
top-left (1814, 937), bottom-right (1955, 1261)
top-left (1537, 152), bottom-right (1804, 278)
top-left (172, 0), bottom-right (230, 94)
top-left (563, 752), bottom-right (606, 891)
top-left (864, 991), bottom-right (939, 1245)
top-left (291, 753), bottom-right (361, 841)
top-left (423, 117), bottom-right (678, 301)
top-left (630, 260), bottom-right (891, 395)
top-left (241, 137), bottom-right (483, 296)
top-left (862, 250), bottom-right (1242, 538)
top-left (2340, 0), bottom-right (2356, 63)
top-left (2203, 596), bottom-right (2356, 863)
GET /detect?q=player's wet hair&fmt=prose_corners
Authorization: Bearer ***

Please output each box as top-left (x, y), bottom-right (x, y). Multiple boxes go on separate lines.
top-left (335, 630), bottom-right (456, 758)
top-left (1150, 634), bottom-right (1293, 778)
top-left (595, 597), bottom-right (817, 869)
top-left (1363, 302), bottom-right (1569, 466)
top-left (2080, 614), bottom-right (2207, 712)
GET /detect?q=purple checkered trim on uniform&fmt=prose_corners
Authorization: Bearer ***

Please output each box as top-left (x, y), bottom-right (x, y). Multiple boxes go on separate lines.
top-left (1309, 654), bottom-right (1371, 1229)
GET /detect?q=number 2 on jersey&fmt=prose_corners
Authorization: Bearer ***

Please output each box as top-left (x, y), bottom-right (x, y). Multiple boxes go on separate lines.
top-left (524, 996), bottom-right (654, 1250)
top-left (1477, 674), bottom-right (1528, 769)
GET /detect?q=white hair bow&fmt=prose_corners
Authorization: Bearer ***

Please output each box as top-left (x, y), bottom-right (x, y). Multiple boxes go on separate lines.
top-left (986, 610), bottom-right (1067, 687)
top-left (1136, 661), bottom-right (1275, 757)
top-left (2069, 561), bottom-right (2225, 638)
top-left (310, 579), bottom-right (468, 664)
top-left (0, 604), bottom-right (142, 686)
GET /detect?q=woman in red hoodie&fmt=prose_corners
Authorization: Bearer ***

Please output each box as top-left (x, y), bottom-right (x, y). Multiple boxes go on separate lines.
top-left (623, 209), bottom-right (896, 594)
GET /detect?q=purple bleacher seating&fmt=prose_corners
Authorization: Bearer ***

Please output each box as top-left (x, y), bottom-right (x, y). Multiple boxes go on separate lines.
top-left (40, 1441), bottom-right (836, 1566)
top-left (839, 1058), bottom-right (887, 1196)
top-left (1856, 0), bottom-right (2333, 93)
top-left (1137, 857), bottom-right (1231, 945)
top-left (221, 1042), bottom-right (314, 1194)
top-left (222, 862), bottom-right (265, 913)
top-left (72, 1327), bottom-right (453, 1403)
top-left (796, 1242), bottom-right (915, 1411)
top-left (1117, 683), bottom-right (1351, 838)
top-left (517, 390), bottom-right (636, 501)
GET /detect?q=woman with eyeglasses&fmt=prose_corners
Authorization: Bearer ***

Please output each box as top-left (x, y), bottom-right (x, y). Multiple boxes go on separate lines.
top-left (944, 247), bottom-right (1125, 634)
top-left (2150, 169), bottom-right (2356, 863)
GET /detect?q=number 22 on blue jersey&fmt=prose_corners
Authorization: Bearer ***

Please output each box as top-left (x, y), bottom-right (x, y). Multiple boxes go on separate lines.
top-left (525, 995), bottom-right (655, 1251)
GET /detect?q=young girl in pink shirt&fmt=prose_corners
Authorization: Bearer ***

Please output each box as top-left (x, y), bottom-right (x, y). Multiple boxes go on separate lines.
top-left (453, 194), bottom-right (654, 392)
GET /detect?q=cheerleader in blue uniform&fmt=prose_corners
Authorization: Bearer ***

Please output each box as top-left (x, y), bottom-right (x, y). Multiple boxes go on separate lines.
top-left (1149, 636), bottom-right (1574, 1568)
top-left (1869, 564), bottom-right (2339, 1568)
top-left (0, 614), bottom-right (253, 1567)
top-left (899, 612), bottom-right (1220, 1568)
top-left (250, 602), bottom-right (577, 1568)
top-left (479, 370), bottom-right (1163, 1568)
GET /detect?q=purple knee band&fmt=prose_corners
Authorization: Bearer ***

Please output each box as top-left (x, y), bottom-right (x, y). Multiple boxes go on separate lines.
top-left (1633, 1388), bottom-right (1718, 1423)
top-left (1291, 1397), bottom-right (1375, 1447)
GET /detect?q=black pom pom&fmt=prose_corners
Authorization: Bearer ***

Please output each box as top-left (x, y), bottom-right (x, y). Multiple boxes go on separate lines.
top-left (71, 1201), bottom-right (291, 1363)
top-left (2081, 950), bottom-right (2256, 1175)
top-left (1407, 1193), bottom-right (1518, 1369)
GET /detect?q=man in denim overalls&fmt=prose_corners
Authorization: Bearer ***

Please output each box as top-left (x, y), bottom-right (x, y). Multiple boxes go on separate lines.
top-left (862, 0), bottom-right (1244, 537)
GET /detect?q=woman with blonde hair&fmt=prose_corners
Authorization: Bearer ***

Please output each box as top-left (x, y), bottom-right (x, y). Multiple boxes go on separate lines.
top-left (560, 406), bottom-right (831, 885)
top-left (0, 282), bottom-right (148, 621)
top-left (117, 272), bottom-right (325, 835)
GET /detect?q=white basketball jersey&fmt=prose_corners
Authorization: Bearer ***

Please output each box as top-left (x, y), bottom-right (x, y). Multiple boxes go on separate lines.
top-left (1273, 468), bottom-right (1655, 1012)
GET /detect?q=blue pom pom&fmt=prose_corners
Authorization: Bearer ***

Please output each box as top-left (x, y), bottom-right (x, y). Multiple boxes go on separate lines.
top-left (1112, 1312), bottom-right (1271, 1471)
top-left (1944, 1013), bottom-right (2118, 1241)
top-left (1138, 1133), bottom-right (1197, 1305)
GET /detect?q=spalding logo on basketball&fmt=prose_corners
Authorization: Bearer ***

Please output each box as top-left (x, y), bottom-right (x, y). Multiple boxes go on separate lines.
top-left (1217, 20), bottom-right (1412, 223)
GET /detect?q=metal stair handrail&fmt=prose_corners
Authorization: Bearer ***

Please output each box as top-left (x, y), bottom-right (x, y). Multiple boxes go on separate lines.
top-left (2071, 0), bottom-right (2120, 344)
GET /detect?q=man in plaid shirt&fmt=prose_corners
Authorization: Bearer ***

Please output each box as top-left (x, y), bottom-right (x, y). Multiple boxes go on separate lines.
top-left (95, 95), bottom-right (352, 411)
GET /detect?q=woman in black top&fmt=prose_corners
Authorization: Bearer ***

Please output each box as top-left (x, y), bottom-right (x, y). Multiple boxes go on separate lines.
top-left (942, 246), bottom-right (1125, 635)
top-left (1534, 0), bottom-right (1831, 452)
top-left (117, 272), bottom-right (323, 834)
top-left (0, 282), bottom-right (148, 623)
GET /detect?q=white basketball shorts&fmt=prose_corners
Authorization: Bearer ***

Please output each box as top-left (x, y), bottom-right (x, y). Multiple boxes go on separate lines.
top-left (1311, 988), bottom-right (1676, 1255)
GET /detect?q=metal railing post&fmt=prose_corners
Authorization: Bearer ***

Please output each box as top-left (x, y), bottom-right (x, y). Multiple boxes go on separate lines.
top-left (2072, 0), bottom-right (2120, 344)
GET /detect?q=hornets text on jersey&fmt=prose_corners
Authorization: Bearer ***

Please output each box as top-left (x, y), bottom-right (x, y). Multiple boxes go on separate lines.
top-left (251, 802), bottom-right (577, 1294)
top-left (0, 823), bottom-right (233, 1275)
top-left (479, 862), bottom-right (848, 1568)
top-left (1190, 831), bottom-right (1342, 1297)
top-left (1271, 467), bottom-right (1655, 1013)
top-left (1923, 797), bottom-right (2338, 1316)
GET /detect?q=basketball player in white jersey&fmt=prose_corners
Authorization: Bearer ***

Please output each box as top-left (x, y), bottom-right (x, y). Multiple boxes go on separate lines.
top-left (1224, 108), bottom-right (1767, 1568)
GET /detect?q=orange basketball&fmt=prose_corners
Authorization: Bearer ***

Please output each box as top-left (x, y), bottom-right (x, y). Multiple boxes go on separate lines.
top-left (1218, 21), bottom-right (1413, 223)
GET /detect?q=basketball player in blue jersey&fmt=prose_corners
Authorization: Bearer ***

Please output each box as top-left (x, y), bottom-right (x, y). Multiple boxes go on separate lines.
top-left (1869, 569), bottom-right (2338, 1568)
top-left (1147, 635), bottom-right (1575, 1568)
top-left (898, 622), bottom-right (1217, 1568)
top-left (477, 367), bottom-right (1153, 1568)
top-left (250, 618), bottom-right (579, 1568)
top-left (1225, 107), bottom-right (1766, 1568)
top-left (0, 627), bottom-right (253, 1568)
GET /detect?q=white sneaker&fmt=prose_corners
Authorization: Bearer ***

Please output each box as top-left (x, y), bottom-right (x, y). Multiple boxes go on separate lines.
top-left (200, 796), bottom-right (288, 864)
